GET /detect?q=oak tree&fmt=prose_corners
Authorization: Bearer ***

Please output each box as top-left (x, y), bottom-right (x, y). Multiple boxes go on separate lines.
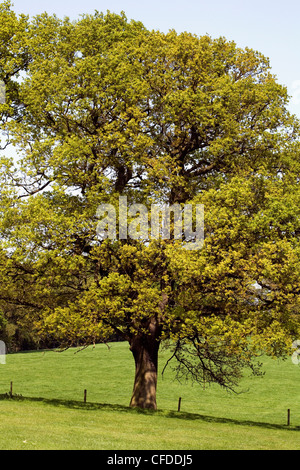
top-left (1, 3), bottom-right (300, 408)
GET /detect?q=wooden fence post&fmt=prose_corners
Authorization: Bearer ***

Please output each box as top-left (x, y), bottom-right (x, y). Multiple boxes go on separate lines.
top-left (178, 396), bottom-right (182, 412)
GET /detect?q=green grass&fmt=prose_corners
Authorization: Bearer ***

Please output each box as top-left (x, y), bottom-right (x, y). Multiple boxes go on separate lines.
top-left (0, 341), bottom-right (300, 449)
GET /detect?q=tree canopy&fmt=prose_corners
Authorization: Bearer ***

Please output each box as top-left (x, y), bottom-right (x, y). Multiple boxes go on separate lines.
top-left (0, 2), bottom-right (300, 408)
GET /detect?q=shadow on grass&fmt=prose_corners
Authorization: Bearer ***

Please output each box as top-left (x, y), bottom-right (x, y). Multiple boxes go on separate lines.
top-left (0, 393), bottom-right (299, 432)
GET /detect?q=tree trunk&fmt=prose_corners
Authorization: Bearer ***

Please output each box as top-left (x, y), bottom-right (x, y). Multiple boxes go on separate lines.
top-left (129, 330), bottom-right (160, 410)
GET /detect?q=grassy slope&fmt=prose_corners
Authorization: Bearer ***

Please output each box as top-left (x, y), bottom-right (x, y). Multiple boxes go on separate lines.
top-left (0, 341), bottom-right (299, 450)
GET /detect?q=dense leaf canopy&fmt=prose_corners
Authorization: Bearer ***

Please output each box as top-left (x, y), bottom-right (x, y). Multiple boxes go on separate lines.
top-left (0, 2), bottom-right (300, 402)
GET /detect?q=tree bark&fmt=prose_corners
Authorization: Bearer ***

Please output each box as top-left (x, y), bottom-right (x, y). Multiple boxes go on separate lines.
top-left (129, 324), bottom-right (160, 410)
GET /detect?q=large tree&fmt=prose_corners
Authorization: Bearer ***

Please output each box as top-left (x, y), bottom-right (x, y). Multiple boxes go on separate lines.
top-left (1, 4), bottom-right (300, 408)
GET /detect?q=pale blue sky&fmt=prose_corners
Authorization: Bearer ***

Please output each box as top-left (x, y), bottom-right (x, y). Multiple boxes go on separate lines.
top-left (9, 0), bottom-right (300, 117)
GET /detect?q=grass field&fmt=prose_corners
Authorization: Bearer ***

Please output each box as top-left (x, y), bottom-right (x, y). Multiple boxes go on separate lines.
top-left (0, 341), bottom-right (300, 450)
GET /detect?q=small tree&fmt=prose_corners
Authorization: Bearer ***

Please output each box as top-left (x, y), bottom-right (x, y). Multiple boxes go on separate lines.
top-left (1, 5), bottom-right (300, 408)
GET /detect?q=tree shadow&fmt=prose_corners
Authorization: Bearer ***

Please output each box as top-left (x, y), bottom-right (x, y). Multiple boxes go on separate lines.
top-left (0, 393), bottom-right (299, 431)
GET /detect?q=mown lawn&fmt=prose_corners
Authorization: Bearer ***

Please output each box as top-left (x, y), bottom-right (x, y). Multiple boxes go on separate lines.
top-left (0, 341), bottom-right (299, 450)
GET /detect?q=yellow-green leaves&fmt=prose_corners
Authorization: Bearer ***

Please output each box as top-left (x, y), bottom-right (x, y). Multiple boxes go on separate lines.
top-left (1, 5), bottom-right (300, 390)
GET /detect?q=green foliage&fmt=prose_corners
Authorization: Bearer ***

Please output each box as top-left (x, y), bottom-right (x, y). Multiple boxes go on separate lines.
top-left (0, 2), bottom-right (300, 393)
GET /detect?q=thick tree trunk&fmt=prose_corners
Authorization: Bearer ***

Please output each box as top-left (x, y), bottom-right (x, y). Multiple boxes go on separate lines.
top-left (129, 330), bottom-right (160, 410)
